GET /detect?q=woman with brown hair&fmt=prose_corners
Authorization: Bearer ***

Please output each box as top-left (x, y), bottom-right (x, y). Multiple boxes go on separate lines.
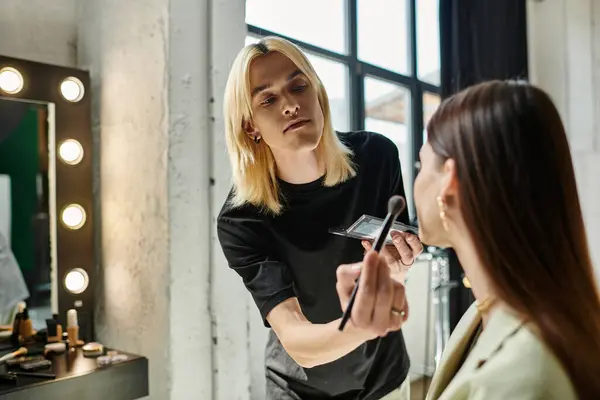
top-left (336, 80), bottom-right (600, 399)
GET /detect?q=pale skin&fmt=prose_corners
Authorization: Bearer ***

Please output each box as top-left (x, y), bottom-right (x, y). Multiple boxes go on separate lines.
top-left (336, 142), bottom-right (500, 332)
top-left (244, 51), bottom-right (423, 368)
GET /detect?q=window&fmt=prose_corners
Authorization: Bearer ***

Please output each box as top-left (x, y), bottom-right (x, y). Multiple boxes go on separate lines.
top-left (364, 77), bottom-right (414, 211)
top-left (417, 0), bottom-right (441, 86)
top-left (358, 0), bottom-right (409, 75)
top-left (245, 0), bottom-right (347, 54)
top-left (246, 0), bottom-right (441, 218)
top-left (423, 92), bottom-right (441, 143)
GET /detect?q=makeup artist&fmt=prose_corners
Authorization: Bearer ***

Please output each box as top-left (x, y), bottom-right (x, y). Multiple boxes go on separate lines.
top-left (217, 36), bottom-right (423, 400)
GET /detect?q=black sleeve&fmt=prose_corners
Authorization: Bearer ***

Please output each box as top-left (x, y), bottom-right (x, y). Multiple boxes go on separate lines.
top-left (217, 213), bottom-right (296, 327)
top-left (384, 136), bottom-right (411, 225)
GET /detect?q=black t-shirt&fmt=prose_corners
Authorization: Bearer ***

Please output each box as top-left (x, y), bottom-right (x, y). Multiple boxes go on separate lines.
top-left (217, 131), bottom-right (411, 400)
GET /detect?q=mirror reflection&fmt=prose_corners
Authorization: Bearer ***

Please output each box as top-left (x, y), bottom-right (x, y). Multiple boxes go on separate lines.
top-left (0, 97), bottom-right (54, 332)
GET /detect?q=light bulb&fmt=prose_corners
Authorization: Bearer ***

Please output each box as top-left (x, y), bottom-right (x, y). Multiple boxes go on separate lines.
top-left (60, 77), bottom-right (85, 102)
top-left (0, 67), bottom-right (24, 94)
top-left (59, 139), bottom-right (84, 165)
top-left (64, 268), bottom-right (89, 294)
top-left (61, 204), bottom-right (86, 230)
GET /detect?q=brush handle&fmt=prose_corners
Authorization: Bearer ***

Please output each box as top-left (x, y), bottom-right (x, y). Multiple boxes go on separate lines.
top-left (372, 213), bottom-right (396, 252)
top-left (0, 347), bottom-right (27, 364)
top-left (338, 212), bottom-right (400, 331)
top-left (338, 280), bottom-right (359, 330)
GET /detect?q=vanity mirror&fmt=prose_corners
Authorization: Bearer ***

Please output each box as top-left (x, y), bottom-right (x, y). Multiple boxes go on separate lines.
top-left (0, 55), bottom-right (94, 341)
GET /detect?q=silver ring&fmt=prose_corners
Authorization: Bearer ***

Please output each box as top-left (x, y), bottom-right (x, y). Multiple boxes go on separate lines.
top-left (400, 259), bottom-right (414, 267)
top-left (391, 308), bottom-right (406, 317)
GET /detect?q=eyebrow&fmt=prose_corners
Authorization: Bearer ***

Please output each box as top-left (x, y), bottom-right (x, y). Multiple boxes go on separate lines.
top-left (251, 69), bottom-right (304, 98)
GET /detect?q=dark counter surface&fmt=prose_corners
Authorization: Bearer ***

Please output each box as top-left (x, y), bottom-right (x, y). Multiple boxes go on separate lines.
top-left (0, 345), bottom-right (148, 400)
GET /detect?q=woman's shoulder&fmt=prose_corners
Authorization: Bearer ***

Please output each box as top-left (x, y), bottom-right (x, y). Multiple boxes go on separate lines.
top-left (469, 322), bottom-right (576, 399)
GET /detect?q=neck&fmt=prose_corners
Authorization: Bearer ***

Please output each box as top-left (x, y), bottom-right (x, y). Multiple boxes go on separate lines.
top-left (451, 231), bottom-right (499, 327)
top-left (272, 148), bottom-right (324, 184)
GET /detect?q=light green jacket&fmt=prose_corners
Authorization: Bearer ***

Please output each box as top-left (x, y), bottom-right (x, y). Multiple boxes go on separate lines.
top-left (427, 303), bottom-right (577, 400)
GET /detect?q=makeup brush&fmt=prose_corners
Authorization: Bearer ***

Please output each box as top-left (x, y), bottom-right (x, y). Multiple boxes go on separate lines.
top-left (338, 195), bottom-right (406, 331)
top-left (0, 347), bottom-right (28, 364)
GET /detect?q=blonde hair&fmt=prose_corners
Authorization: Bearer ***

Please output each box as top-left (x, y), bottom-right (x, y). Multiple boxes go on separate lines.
top-left (223, 36), bottom-right (356, 215)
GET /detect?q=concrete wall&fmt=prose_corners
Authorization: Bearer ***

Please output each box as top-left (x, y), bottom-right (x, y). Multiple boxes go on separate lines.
top-left (208, 1), bottom-right (254, 399)
top-left (77, 1), bottom-right (173, 399)
top-left (527, 0), bottom-right (600, 276)
top-left (0, 0), bottom-right (77, 67)
top-left (77, 0), bottom-right (247, 398)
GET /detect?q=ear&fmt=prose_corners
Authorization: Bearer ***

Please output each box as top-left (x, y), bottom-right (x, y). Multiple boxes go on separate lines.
top-left (439, 158), bottom-right (459, 202)
top-left (242, 119), bottom-right (259, 139)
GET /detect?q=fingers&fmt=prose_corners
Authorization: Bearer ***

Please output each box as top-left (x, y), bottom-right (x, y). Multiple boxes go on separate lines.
top-left (390, 231), bottom-right (423, 265)
top-left (389, 281), bottom-right (408, 331)
top-left (353, 252), bottom-right (379, 329)
top-left (361, 240), bottom-right (371, 255)
top-left (337, 251), bottom-right (409, 337)
top-left (362, 241), bottom-right (399, 270)
top-left (404, 232), bottom-right (424, 256)
top-left (390, 232), bottom-right (413, 264)
top-left (370, 252), bottom-right (393, 336)
top-left (336, 262), bottom-right (362, 310)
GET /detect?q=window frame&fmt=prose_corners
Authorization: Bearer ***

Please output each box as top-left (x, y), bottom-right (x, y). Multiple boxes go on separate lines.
top-left (247, 0), bottom-right (441, 216)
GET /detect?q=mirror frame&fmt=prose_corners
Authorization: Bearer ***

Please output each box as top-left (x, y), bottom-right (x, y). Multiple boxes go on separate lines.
top-left (0, 55), bottom-right (95, 340)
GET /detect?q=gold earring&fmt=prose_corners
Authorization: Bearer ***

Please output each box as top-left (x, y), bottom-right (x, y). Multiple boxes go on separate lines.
top-left (437, 196), bottom-right (450, 232)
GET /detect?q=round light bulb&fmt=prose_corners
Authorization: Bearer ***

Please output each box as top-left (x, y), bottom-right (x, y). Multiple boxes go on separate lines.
top-left (64, 268), bottom-right (89, 294)
top-left (60, 77), bottom-right (85, 102)
top-left (0, 67), bottom-right (24, 94)
top-left (59, 139), bottom-right (84, 165)
top-left (61, 204), bottom-right (86, 230)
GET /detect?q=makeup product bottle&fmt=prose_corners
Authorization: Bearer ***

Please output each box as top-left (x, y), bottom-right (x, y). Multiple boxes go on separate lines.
top-left (45, 318), bottom-right (63, 343)
top-left (82, 342), bottom-right (104, 357)
top-left (44, 342), bottom-right (67, 356)
top-left (66, 309), bottom-right (79, 349)
top-left (19, 307), bottom-right (33, 339)
top-left (10, 302), bottom-right (26, 346)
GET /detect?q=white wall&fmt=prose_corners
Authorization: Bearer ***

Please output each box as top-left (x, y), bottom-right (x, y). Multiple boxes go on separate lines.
top-left (77, 1), bottom-right (173, 398)
top-left (77, 0), bottom-right (246, 399)
top-left (0, 0), bottom-right (77, 67)
top-left (403, 259), bottom-right (437, 379)
top-left (209, 1), bottom-right (253, 400)
top-left (527, 0), bottom-right (600, 275)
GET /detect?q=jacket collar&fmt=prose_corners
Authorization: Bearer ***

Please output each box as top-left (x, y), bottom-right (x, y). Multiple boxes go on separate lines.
top-left (427, 303), bottom-right (525, 399)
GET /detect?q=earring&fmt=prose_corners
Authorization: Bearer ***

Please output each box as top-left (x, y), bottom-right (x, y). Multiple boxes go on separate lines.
top-left (437, 196), bottom-right (450, 232)
top-left (254, 136), bottom-right (261, 144)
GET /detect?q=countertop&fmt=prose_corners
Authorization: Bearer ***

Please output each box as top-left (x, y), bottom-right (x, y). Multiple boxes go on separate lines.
top-left (0, 345), bottom-right (148, 400)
